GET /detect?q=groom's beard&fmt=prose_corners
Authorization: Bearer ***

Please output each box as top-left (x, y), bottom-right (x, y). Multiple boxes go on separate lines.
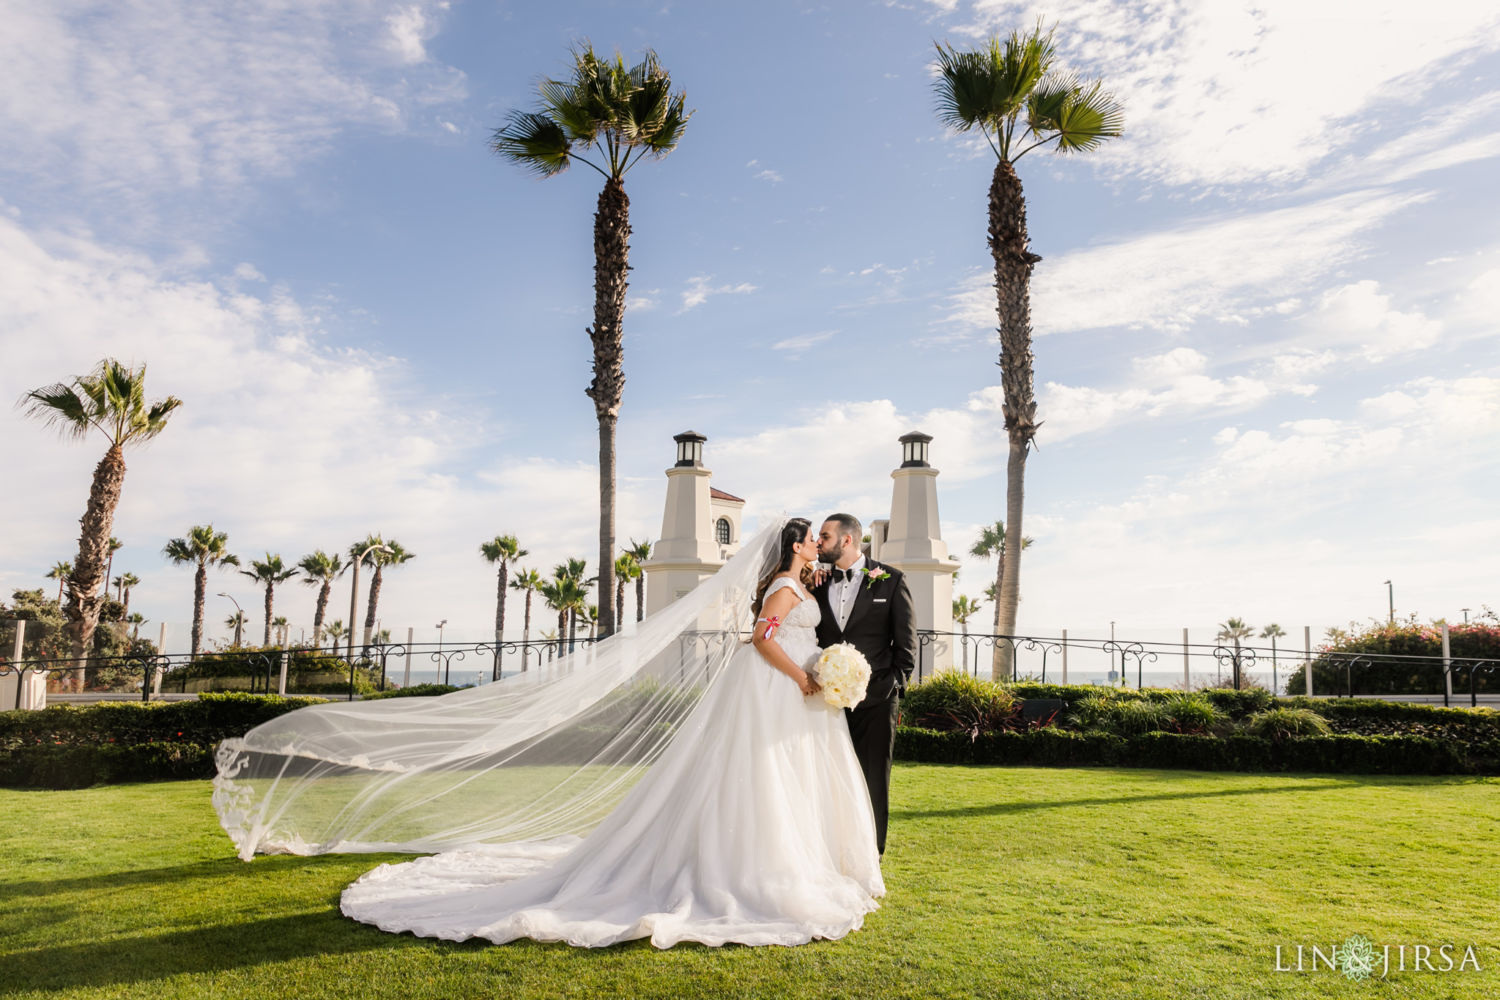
top-left (817, 544), bottom-right (841, 565)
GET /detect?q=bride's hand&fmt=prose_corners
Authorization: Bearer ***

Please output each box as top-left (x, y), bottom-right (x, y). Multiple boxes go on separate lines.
top-left (796, 671), bottom-right (822, 697)
top-left (808, 565), bottom-right (829, 588)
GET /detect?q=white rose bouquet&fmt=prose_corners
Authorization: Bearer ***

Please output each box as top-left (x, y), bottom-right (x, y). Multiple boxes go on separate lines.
top-left (810, 643), bottom-right (870, 710)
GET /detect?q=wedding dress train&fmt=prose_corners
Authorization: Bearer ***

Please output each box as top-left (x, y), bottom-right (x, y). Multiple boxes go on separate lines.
top-left (338, 576), bottom-right (885, 948)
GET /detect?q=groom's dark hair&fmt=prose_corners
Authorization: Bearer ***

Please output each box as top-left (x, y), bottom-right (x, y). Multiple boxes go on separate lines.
top-left (826, 512), bottom-right (862, 545)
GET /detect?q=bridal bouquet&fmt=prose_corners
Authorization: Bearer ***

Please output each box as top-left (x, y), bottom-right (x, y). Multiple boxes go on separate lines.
top-left (812, 643), bottom-right (870, 710)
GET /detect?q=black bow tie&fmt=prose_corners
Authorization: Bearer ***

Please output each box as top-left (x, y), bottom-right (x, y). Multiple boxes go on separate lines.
top-left (832, 568), bottom-right (855, 583)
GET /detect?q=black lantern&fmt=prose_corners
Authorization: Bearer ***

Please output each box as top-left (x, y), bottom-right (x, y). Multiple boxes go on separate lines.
top-left (899, 431), bottom-right (932, 468)
top-left (674, 431), bottom-right (706, 467)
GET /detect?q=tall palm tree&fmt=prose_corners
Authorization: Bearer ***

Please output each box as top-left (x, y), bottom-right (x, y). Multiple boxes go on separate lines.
top-left (510, 567), bottom-right (544, 671)
top-left (952, 594), bottom-right (985, 672)
top-left (324, 619), bottom-right (347, 650)
top-left (626, 538), bottom-right (652, 621)
top-left (1261, 623), bottom-right (1287, 692)
top-left (541, 574), bottom-right (588, 655)
top-left (224, 610), bottom-right (247, 647)
top-left (614, 552), bottom-right (640, 627)
top-left (297, 550), bottom-right (344, 648)
top-left (934, 27), bottom-right (1122, 680)
top-left (116, 572), bottom-right (140, 621)
top-left (46, 562), bottom-right (72, 605)
top-left (126, 612), bottom-right (146, 641)
top-left (969, 521), bottom-right (1034, 634)
top-left (21, 359), bottom-right (182, 679)
top-left (480, 535), bottom-right (527, 679)
top-left (350, 536), bottom-right (414, 646)
top-left (553, 559), bottom-right (595, 650)
top-left (1216, 617), bottom-right (1255, 690)
top-left (241, 554), bottom-right (298, 646)
top-left (101, 537), bottom-right (122, 596)
top-left (493, 45), bottom-right (691, 640)
top-left (272, 615), bottom-right (290, 646)
top-left (162, 525), bottom-right (237, 659)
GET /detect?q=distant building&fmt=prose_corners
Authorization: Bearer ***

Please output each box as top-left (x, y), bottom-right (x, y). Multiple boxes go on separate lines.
top-left (641, 430), bottom-right (960, 671)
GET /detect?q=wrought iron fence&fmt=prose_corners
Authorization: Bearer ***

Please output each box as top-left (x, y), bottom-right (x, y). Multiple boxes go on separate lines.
top-left (916, 631), bottom-right (1498, 706)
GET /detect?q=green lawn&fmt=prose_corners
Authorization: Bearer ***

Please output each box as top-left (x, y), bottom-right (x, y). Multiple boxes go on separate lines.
top-left (3, 765), bottom-right (1498, 999)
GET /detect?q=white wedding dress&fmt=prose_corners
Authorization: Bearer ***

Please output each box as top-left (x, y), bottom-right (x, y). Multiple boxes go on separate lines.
top-left (339, 576), bottom-right (885, 948)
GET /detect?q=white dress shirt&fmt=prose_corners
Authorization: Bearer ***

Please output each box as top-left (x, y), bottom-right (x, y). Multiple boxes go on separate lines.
top-left (830, 555), bottom-right (866, 631)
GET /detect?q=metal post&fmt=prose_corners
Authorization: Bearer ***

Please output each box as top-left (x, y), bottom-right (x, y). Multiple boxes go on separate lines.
top-left (1303, 626), bottom-right (1312, 697)
top-left (1182, 628), bottom-right (1190, 689)
top-left (1441, 622), bottom-right (1452, 708)
top-left (347, 559), bottom-right (361, 663)
top-left (11, 619), bottom-right (27, 711)
top-left (403, 626), bottom-right (414, 687)
top-left (278, 636), bottom-right (289, 696)
top-left (1060, 629), bottom-right (1068, 684)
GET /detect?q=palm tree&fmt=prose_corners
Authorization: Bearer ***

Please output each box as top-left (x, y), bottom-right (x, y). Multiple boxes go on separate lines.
top-left (162, 525), bottom-right (237, 659)
top-left (272, 615), bottom-right (290, 646)
top-left (116, 572), bottom-right (140, 621)
top-left (324, 619), bottom-right (347, 650)
top-left (969, 521), bottom-right (1035, 636)
top-left (480, 535), bottom-right (527, 679)
top-left (614, 552), bottom-right (640, 628)
top-left (101, 537), bottom-right (122, 596)
top-left (510, 567), bottom-right (544, 671)
top-left (20, 359), bottom-right (182, 680)
top-left (952, 594), bottom-right (985, 672)
top-left (46, 562), bottom-right (72, 605)
top-left (125, 612), bottom-right (146, 641)
top-left (224, 610), bottom-right (247, 647)
top-left (493, 45), bottom-right (691, 640)
top-left (1261, 623), bottom-right (1287, 692)
top-left (241, 554), bottom-right (298, 646)
top-left (297, 550), bottom-right (344, 648)
top-left (583, 603), bottom-right (600, 641)
top-left (934, 27), bottom-right (1122, 680)
top-left (350, 536), bottom-right (414, 646)
top-left (540, 628), bottom-right (559, 663)
top-left (626, 538), bottom-right (652, 621)
top-left (1215, 617), bottom-right (1255, 690)
top-left (541, 574), bottom-right (588, 655)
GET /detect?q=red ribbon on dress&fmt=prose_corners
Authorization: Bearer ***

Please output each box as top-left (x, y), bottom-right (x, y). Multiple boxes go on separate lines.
top-left (756, 616), bottom-right (781, 640)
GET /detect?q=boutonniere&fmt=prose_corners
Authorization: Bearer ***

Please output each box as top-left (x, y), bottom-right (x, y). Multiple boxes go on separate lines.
top-left (863, 567), bottom-right (891, 590)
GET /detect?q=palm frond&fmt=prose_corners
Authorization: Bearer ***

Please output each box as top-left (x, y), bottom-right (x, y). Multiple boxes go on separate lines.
top-left (491, 111), bottom-right (572, 176)
top-left (1024, 72), bottom-right (1124, 155)
top-left (19, 383), bottom-right (94, 438)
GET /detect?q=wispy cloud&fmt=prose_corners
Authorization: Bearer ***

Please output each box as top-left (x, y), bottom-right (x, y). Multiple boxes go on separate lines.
top-left (679, 275), bottom-right (758, 312)
top-left (771, 330), bottom-right (838, 355)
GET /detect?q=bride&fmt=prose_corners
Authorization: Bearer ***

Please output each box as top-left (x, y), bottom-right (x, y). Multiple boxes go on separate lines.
top-left (213, 516), bottom-right (885, 948)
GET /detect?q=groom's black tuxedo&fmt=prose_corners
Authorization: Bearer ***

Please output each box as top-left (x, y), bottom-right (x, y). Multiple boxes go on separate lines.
top-left (813, 558), bottom-right (917, 855)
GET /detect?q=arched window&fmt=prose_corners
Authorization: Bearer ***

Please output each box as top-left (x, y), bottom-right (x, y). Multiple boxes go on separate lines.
top-left (715, 518), bottom-right (732, 545)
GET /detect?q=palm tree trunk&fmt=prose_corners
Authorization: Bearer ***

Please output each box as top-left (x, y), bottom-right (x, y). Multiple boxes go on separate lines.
top-left (103, 551), bottom-right (115, 598)
top-left (191, 562), bottom-right (207, 659)
top-left (557, 609), bottom-right (567, 657)
top-left (122, 586), bottom-right (131, 622)
top-left (313, 581), bottom-right (330, 648)
top-left (615, 578), bottom-right (626, 629)
top-left (521, 591), bottom-right (532, 672)
top-left (262, 583), bottom-right (274, 647)
top-left (364, 564), bottom-right (383, 646)
top-left (992, 553), bottom-right (1003, 633)
top-left (586, 176), bottom-right (630, 640)
top-left (988, 159), bottom-right (1041, 682)
top-left (65, 444), bottom-right (126, 688)
top-left (56, 578), bottom-right (64, 605)
top-left (635, 575), bottom-right (645, 622)
top-left (494, 560), bottom-right (509, 681)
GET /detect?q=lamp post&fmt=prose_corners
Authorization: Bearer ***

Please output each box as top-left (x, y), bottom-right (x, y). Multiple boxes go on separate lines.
top-left (218, 592), bottom-right (244, 647)
top-left (1383, 579), bottom-right (1394, 625)
top-left (1462, 608), bottom-right (1471, 624)
top-left (435, 619), bottom-right (447, 655)
top-left (348, 543), bottom-right (392, 661)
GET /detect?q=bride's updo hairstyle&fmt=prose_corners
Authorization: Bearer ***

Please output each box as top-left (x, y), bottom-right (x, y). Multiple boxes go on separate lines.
top-left (750, 517), bottom-right (812, 621)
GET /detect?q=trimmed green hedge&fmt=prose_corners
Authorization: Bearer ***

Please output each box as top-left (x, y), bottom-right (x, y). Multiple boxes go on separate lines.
top-left (894, 727), bottom-right (1475, 774)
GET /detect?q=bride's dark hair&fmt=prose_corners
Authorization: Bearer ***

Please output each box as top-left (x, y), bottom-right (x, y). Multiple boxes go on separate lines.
top-left (750, 518), bottom-right (813, 620)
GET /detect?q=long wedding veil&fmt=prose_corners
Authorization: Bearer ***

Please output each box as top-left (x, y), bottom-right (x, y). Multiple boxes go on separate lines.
top-left (213, 517), bottom-right (787, 861)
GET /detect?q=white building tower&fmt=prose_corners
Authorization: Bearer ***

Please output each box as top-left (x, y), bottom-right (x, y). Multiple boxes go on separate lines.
top-left (867, 432), bottom-right (960, 677)
top-left (642, 432), bottom-right (743, 615)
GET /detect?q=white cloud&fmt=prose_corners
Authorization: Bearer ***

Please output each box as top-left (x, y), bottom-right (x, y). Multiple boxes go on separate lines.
top-left (0, 0), bottom-right (465, 226)
top-left (771, 330), bottom-right (838, 355)
top-left (1306, 280), bottom-right (1442, 362)
top-left (679, 276), bottom-right (758, 313)
top-left (386, 3), bottom-right (445, 64)
top-left (942, 188), bottom-right (1428, 337)
top-left (949, 0), bottom-right (1500, 188)
top-left (754, 169), bottom-right (784, 183)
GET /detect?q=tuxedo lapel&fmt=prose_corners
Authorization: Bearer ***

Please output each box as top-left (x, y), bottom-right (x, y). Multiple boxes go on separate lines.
top-left (813, 581), bottom-right (842, 639)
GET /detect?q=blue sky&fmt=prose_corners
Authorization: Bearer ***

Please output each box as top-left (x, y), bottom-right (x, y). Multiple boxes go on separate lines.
top-left (3, 0), bottom-right (1498, 650)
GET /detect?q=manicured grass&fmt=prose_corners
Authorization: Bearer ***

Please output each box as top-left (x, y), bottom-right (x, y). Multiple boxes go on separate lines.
top-left (3, 766), bottom-right (1498, 999)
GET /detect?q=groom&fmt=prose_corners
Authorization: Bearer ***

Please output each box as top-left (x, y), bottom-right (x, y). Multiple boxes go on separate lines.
top-left (813, 513), bottom-right (917, 856)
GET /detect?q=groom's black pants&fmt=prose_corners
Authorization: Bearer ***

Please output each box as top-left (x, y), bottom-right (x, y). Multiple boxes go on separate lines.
top-left (845, 692), bottom-right (900, 855)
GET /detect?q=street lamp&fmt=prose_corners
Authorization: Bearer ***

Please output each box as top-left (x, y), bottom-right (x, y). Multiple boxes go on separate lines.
top-left (435, 619), bottom-right (448, 654)
top-left (1462, 608), bottom-right (1471, 624)
top-left (348, 543), bottom-right (392, 661)
top-left (1382, 580), bottom-right (1394, 625)
top-left (218, 592), bottom-right (244, 647)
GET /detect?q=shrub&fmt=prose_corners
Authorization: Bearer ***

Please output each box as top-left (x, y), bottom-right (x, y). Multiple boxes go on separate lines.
top-left (1287, 614), bottom-right (1500, 695)
top-left (363, 683), bottom-right (466, 699)
top-left (1160, 693), bottom-right (1221, 735)
top-left (899, 671), bottom-right (1017, 738)
top-left (1242, 707), bottom-right (1332, 741)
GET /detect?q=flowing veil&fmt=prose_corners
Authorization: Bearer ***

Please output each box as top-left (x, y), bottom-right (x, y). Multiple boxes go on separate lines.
top-left (212, 517), bottom-right (788, 861)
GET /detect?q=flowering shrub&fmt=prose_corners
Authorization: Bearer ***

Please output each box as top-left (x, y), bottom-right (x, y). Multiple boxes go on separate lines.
top-left (1284, 610), bottom-right (1500, 696)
